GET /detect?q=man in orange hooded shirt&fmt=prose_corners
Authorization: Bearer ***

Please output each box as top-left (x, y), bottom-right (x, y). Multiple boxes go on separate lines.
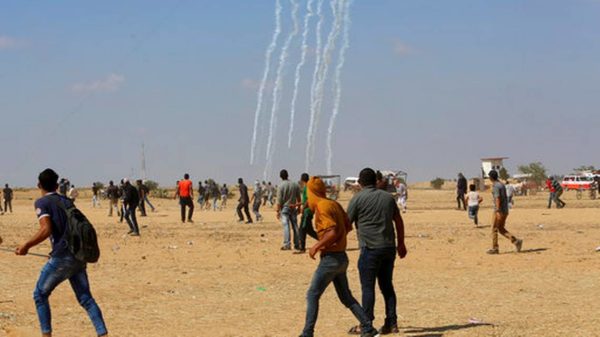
top-left (298, 177), bottom-right (379, 337)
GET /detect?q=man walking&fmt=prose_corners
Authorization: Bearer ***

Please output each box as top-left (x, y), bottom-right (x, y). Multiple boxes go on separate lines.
top-left (105, 181), bottom-right (120, 217)
top-left (297, 173), bottom-right (318, 254)
top-left (552, 177), bottom-right (566, 208)
top-left (177, 174), bottom-right (194, 223)
top-left (3, 183), bottom-right (13, 213)
top-left (276, 169), bottom-right (301, 251)
top-left (15, 168), bottom-right (108, 337)
top-left (487, 170), bottom-right (523, 254)
top-left (347, 168), bottom-right (407, 335)
top-left (68, 184), bottom-right (79, 202)
top-left (546, 177), bottom-right (556, 209)
top-left (197, 181), bottom-right (205, 209)
top-left (220, 184), bottom-right (229, 209)
top-left (122, 179), bottom-right (140, 236)
top-left (250, 180), bottom-right (263, 221)
top-left (395, 179), bottom-right (408, 213)
top-left (91, 183), bottom-right (100, 208)
top-left (236, 178), bottom-right (253, 223)
top-left (141, 180), bottom-right (155, 212)
top-left (136, 180), bottom-right (147, 217)
top-left (456, 173), bottom-right (468, 210)
top-left (299, 177), bottom-right (379, 337)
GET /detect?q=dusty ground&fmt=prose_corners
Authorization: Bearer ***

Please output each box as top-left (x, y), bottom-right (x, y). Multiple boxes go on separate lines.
top-left (1, 188), bottom-right (599, 337)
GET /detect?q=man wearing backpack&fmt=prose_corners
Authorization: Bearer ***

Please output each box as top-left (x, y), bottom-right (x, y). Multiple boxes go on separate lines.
top-left (15, 168), bottom-right (108, 337)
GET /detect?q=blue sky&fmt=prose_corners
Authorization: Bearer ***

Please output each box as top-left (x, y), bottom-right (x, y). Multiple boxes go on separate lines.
top-left (1, 0), bottom-right (599, 187)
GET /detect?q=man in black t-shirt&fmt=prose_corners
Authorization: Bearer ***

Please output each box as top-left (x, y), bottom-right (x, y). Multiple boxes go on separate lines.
top-left (123, 179), bottom-right (140, 236)
top-left (456, 173), bottom-right (468, 210)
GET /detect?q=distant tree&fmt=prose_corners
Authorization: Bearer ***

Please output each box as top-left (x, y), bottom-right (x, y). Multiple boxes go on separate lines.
top-left (517, 162), bottom-right (547, 186)
top-left (145, 180), bottom-right (159, 191)
top-left (93, 182), bottom-right (105, 190)
top-left (499, 167), bottom-right (510, 181)
top-left (574, 165), bottom-right (595, 173)
top-left (430, 177), bottom-right (445, 190)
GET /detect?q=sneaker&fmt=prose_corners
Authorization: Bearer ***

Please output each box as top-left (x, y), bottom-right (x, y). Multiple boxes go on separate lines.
top-left (515, 239), bottom-right (523, 252)
top-left (379, 324), bottom-right (399, 335)
top-left (486, 248), bottom-right (499, 255)
top-left (187, 219), bottom-right (194, 223)
top-left (361, 329), bottom-right (381, 337)
top-left (129, 232), bottom-right (140, 237)
top-left (280, 246), bottom-right (291, 251)
top-left (293, 249), bottom-right (306, 254)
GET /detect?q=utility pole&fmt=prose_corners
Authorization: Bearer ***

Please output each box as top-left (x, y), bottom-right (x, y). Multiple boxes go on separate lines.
top-left (141, 142), bottom-right (147, 180)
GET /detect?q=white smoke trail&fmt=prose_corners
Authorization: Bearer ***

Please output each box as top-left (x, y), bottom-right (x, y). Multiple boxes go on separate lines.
top-left (250, 0), bottom-right (283, 165)
top-left (326, 0), bottom-right (352, 174)
top-left (287, 0), bottom-right (315, 149)
top-left (264, 0), bottom-right (300, 179)
top-left (305, 0), bottom-right (326, 171)
top-left (306, 0), bottom-right (343, 168)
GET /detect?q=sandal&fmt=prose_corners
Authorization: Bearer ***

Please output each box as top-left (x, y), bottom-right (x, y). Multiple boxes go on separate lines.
top-left (348, 325), bottom-right (362, 335)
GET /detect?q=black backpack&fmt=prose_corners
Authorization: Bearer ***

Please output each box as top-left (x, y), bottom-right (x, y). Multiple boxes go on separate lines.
top-left (53, 196), bottom-right (101, 263)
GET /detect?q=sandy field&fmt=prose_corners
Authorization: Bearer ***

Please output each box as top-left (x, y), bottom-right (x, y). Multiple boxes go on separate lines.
top-left (1, 187), bottom-right (599, 337)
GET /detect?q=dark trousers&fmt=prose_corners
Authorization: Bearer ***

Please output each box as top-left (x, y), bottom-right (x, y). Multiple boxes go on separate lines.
top-left (299, 209), bottom-right (318, 251)
top-left (119, 203), bottom-right (125, 222)
top-left (457, 192), bottom-right (466, 210)
top-left (139, 199), bottom-right (147, 216)
top-left (237, 201), bottom-right (252, 222)
top-left (180, 197), bottom-right (194, 222)
top-left (301, 252), bottom-right (374, 337)
top-left (3, 200), bottom-right (11, 213)
top-left (554, 190), bottom-right (566, 208)
top-left (358, 247), bottom-right (398, 327)
top-left (124, 205), bottom-right (140, 234)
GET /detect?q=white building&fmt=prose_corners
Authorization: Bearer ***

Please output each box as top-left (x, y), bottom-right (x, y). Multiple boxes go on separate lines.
top-left (481, 157), bottom-right (509, 178)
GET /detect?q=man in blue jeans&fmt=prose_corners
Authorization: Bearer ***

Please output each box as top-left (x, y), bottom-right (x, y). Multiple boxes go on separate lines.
top-left (347, 168), bottom-right (407, 335)
top-left (15, 168), bottom-right (108, 337)
top-left (276, 169), bottom-right (302, 251)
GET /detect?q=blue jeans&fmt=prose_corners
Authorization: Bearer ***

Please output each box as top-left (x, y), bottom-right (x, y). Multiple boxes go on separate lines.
top-left (281, 206), bottom-right (299, 249)
top-left (144, 195), bottom-right (155, 211)
top-left (301, 252), bottom-right (375, 337)
top-left (468, 205), bottom-right (479, 225)
top-left (124, 204), bottom-right (140, 233)
top-left (358, 247), bottom-right (398, 327)
top-left (547, 192), bottom-right (555, 208)
top-left (34, 255), bottom-right (107, 336)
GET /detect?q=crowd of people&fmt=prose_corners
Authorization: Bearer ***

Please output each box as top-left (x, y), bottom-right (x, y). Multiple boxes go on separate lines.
top-left (6, 166), bottom-right (600, 337)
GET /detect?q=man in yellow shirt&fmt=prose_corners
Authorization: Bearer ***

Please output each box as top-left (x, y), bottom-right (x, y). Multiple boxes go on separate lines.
top-left (299, 177), bottom-right (378, 337)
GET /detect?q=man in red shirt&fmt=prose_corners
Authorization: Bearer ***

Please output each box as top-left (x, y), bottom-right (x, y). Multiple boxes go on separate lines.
top-left (177, 174), bottom-right (194, 223)
top-left (546, 177), bottom-right (555, 209)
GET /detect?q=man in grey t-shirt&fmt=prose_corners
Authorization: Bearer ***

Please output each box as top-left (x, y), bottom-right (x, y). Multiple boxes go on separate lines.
top-left (487, 170), bottom-right (522, 255)
top-left (276, 169), bottom-right (301, 251)
top-left (347, 168), bottom-right (407, 335)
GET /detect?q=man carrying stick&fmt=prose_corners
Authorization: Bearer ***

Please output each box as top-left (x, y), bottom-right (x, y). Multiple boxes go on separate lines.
top-left (15, 168), bottom-right (108, 337)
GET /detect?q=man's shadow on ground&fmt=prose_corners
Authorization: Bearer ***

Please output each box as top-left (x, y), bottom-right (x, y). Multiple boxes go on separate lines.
top-left (500, 248), bottom-right (548, 255)
top-left (403, 322), bottom-right (494, 337)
